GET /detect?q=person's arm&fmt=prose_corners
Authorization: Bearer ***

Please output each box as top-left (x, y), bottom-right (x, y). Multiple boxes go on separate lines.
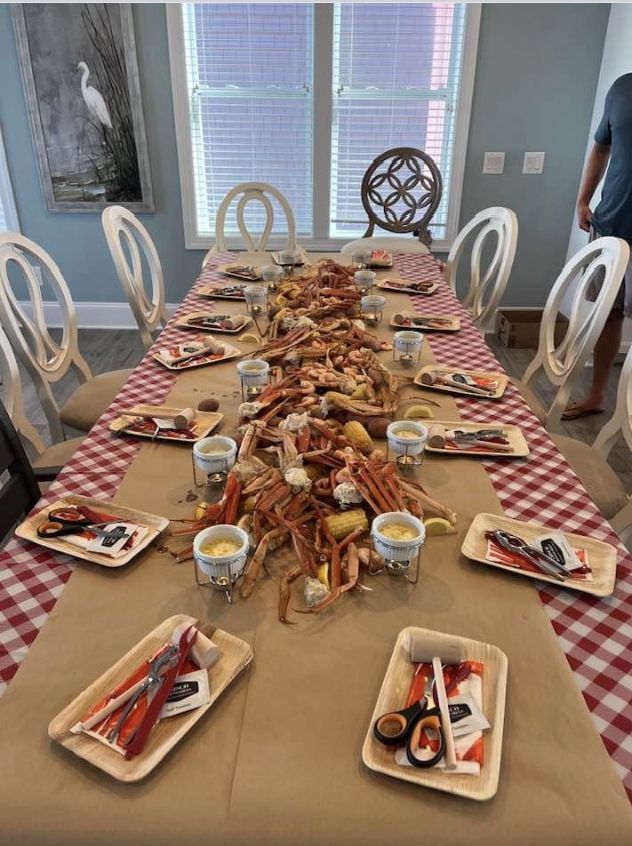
top-left (576, 143), bottom-right (611, 231)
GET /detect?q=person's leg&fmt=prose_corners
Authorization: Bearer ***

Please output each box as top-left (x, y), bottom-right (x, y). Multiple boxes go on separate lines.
top-left (563, 309), bottom-right (624, 417)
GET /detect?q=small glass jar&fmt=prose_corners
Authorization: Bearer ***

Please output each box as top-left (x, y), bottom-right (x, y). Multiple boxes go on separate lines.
top-left (354, 269), bottom-right (376, 294)
top-left (393, 330), bottom-right (423, 368)
top-left (244, 285), bottom-right (268, 316)
top-left (261, 264), bottom-right (283, 292)
top-left (361, 294), bottom-right (386, 326)
top-left (351, 249), bottom-right (371, 270)
top-left (278, 249), bottom-right (298, 277)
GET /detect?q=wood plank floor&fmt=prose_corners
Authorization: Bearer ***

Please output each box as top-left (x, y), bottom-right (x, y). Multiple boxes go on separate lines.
top-left (18, 329), bottom-right (632, 495)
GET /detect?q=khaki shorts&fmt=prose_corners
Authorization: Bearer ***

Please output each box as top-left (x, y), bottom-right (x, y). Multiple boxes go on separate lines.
top-left (587, 226), bottom-right (631, 316)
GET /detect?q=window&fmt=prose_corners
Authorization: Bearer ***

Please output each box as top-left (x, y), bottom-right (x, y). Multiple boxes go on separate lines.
top-left (0, 126), bottom-right (19, 232)
top-left (168, 3), bottom-right (479, 250)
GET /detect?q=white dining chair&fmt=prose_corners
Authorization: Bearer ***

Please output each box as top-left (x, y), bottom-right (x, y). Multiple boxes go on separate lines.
top-left (444, 207), bottom-right (518, 334)
top-left (202, 182), bottom-right (298, 267)
top-left (0, 325), bottom-right (84, 468)
top-left (102, 206), bottom-right (169, 350)
top-left (550, 340), bottom-right (632, 541)
top-left (515, 236), bottom-right (630, 433)
top-left (0, 232), bottom-right (133, 439)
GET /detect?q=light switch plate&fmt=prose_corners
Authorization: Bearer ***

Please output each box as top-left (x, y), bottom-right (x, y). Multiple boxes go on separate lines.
top-left (483, 152), bottom-right (505, 175)
top-left (523, 152), bottom-right (545, 174)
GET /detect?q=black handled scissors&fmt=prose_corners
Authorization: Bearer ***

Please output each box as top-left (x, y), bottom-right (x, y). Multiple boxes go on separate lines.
top-left (37, 507), bottom-right (130, 541)
top-left (373, 696), bottom-right (445, 768)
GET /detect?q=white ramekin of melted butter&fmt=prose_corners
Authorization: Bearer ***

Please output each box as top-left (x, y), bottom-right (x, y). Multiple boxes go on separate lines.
top-left (193, 436), bottom-right (238, 474)
top-left (386, 421), bottom-right (429, 456)
top-left (371, 512), bottom-right (426, 563)
top-left (236, 359), bottom-right (270, 387)
top-left (193, 524), bottom-right (250, 581)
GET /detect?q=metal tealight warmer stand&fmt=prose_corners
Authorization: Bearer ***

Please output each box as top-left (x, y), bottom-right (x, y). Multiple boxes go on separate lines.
top-left (386, 421), bottom-right (429, 474)
top-left (192, 436), bottom-right (237, 489)
top-left (370, 512), bottom-right (426, 585)
top-left (360, 294), bottom-right (386, 327)
top-left (393, 330), bottom-right (423, 370)
top-left (236, 359), bottom-right (271, 401)
top-left (193, 525), bottom-right (250, 603)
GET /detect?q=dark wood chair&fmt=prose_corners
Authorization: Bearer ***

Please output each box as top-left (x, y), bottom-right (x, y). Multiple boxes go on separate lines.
top-left (361, 146), bottom-right (443, 247)
top-left (0, 399), bottom-right (60, 546)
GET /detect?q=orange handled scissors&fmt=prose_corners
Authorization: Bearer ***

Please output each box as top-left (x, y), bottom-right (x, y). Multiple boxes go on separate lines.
top-left (373, 696), bottom-right (445, 768)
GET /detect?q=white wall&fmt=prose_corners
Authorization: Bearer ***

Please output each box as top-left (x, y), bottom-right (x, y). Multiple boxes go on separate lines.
top-left (566, 4), bottom-right (632, 349)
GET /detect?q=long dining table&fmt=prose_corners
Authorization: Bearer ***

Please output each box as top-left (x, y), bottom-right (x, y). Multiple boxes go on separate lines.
top-left (0, 251), bottom-right (631, 845)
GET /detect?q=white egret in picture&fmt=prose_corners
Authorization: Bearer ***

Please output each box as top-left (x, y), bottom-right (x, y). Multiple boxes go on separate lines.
top-left (77, 61), bottom-right (113, 129)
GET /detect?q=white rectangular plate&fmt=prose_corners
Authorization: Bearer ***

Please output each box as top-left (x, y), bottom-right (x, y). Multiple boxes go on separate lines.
top-left (153, 342), bottom-right (241, 371)
top-left (414, 366), bottom-right (508, 400)
top-left (377, 278), bottom-right (439, 296)
top-left (390, 312), bottom-right (460, 332)
top-left (425, 420), bottom-right (529, 458)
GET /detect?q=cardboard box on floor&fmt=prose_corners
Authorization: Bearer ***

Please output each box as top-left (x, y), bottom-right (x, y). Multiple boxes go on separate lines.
top-left (496, 308), bottom-right (569, 348)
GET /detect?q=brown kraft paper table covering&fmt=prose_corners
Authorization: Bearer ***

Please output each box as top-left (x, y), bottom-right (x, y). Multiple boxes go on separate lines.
top-left (0, 255), bottom-right (630, 846)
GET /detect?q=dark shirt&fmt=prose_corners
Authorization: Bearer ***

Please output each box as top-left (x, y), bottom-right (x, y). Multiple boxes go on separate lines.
top-left (592, 74), bottom-right (632, 242)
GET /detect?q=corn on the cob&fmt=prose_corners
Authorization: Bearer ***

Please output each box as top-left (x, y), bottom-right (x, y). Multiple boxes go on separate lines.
top-left (343, 421), bottom-right (373, 452)
top-left (325, 509), bottom-right (368, 541)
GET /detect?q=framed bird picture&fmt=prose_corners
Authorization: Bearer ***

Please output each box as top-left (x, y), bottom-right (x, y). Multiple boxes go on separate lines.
top-left (12, 4), bottom-right (154, 212)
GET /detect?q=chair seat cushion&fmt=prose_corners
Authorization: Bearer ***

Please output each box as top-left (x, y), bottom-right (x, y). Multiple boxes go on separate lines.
top-left (511, 378), bottom-right (547, 424)
top-left (551, 433), bottom-right (629, 519)
top-left (33, 436), bottom-right (85, 470)
top-left (341, 236), bottom-right (430, 256)
top-left (61, 369), bottom-right (133, 432)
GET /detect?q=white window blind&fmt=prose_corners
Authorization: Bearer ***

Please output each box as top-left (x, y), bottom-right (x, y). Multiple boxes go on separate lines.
top-left (182, 3), bottom-right (314, 239)
top-left (172, 3), bottom-right (476, 247)
top-left (330, 3), bottom-right (466, 241)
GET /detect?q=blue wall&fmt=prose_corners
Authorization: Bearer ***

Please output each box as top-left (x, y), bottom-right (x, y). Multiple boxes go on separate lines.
top-left (0, 3), bottom-right (610, 311)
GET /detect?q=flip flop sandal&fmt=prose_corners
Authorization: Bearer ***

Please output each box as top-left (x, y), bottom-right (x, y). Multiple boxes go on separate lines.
top-left (561, 404), bottom-right (605, 421)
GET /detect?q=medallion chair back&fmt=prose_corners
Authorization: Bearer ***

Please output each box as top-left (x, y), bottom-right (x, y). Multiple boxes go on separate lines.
top-left (341, 147), bottom-right (442, 260)
top-left (444, 207), bottom-right (518, 334)
top-left (202, 182), bottom-right (298, 267)
top-left (0, 232), bottom-right (133, 438)
top-left (517, 236), bottom-right (630, 433)
top-left (102, 206), bottom-right (169, 350)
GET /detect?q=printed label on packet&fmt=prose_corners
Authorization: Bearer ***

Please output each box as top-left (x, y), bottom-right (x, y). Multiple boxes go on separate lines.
top-left (533, 531), bottom-right (582, 572)
top-left (448, 693), bottom-right (490, 737)
top-left (157, 669), bottom-right (211, 718)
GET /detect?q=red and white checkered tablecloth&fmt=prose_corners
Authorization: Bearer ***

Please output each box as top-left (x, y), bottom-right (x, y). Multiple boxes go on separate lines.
top-left (397, 254), bottom-right (632, 796)
top-left (0, 251), bottom-right (233, 696)
top-left (1, 252), bottom-right (631, 800)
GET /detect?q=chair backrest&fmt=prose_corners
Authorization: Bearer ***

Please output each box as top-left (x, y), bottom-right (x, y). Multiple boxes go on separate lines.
top-left (102, 206), bottom-right (168, 350)
top-left (0, 396), bottom-right (41, 546)
top-left (523, 236), bottom-right (630, 432)
top-left (0, 232), bottom-right (92, 442)
top-left (594, 340), bottom-right (632, 459)
top-left (212, 182), bottom-right (297, 256)
top-left (0, 324), bottom-right (46, 458)
top-left (361, 147), bottom-right (442, 245)
top-left (445, 207), bottom-right (519, 333)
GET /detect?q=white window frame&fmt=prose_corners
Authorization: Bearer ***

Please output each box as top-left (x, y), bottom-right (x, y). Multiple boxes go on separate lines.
top-left (0, 125), bottom-right (20, 232)
top-left (167, 3), bottom-right (480, 253)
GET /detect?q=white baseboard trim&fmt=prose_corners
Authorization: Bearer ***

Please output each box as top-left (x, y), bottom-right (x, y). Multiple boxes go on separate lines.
top-left (17, 300), bottom-right (178, 330)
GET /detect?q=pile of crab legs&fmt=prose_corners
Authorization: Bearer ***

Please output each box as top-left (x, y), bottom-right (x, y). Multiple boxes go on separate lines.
top-left (169, 260), bottom-right (457, 622)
